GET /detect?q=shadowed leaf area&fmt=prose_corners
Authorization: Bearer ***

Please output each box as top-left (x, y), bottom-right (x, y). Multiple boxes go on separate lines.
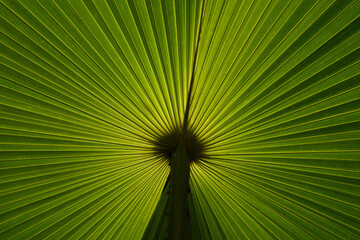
top-left (151, 128), bottom-right (207, 164)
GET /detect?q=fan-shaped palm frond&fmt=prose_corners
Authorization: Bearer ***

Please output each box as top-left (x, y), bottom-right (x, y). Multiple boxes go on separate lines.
top-left (1, 0), bottom-right (359, 239)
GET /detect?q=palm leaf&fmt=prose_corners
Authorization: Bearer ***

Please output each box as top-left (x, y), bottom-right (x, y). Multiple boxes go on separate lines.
top-left (1, 0), bottom-right (359, 239)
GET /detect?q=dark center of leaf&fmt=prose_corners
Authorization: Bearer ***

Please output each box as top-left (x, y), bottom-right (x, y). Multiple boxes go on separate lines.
top-left (152, 128), bottom-right (205, 164)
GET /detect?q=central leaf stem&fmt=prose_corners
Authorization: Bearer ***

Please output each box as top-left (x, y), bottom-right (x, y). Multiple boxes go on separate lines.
top-left (168, 134), bottom-right (190, 240)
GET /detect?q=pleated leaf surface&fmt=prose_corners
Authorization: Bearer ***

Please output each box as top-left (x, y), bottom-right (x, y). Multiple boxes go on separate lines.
top-left (1, 0), bottom-right (359, 239)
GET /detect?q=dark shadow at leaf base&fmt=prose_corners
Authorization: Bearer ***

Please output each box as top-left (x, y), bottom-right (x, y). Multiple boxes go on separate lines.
top-left (151, 127), bottom-right (206, 165)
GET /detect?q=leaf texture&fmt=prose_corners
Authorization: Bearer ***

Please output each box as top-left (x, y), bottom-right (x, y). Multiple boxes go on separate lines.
top-left (1, 0), bottom-right (359, 239)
